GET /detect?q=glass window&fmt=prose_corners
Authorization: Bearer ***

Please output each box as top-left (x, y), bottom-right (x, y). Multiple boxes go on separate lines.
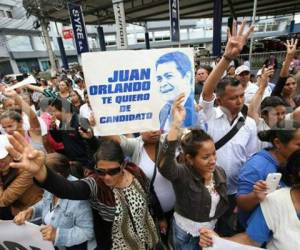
top-left (41, 60), bottom-right (50, 71)
top-left (16, 59), bottom-right (40, 73)
top-left (6, 35), bottom-right (33, 51)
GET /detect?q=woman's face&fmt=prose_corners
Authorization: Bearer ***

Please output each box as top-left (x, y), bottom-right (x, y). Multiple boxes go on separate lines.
top-left (3, 98), bottom-right (16, 110)
top-left (58, 81), bottom-right (69, 92)
top-left (0, 154), bottom-right (12, 172)
top-left (70, 91), bottom-right (79, 104)
top-left (227, 66), bottom-right (235, 76)
top-left (278, 129), bottom-right (300, 160)
top-left (0, 117), bottom-right (22, 135)
top-left (190, 140), bottom-right (217, 176)
top-left (264, 105), bottom-right (286, 127)
top-left (95, 160), bottom-right (123, 187)
top-left (283, 77), bottom-right (297, 97)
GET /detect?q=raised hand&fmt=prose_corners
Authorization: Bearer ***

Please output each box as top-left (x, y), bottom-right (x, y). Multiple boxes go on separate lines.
top-left (224, 19), bottom-right (254, 60)
top-left (258, 65), bottom-right (274, 89)
top-left (285, 38), bottom-right (298, 57)
top-left (171, 93), bottom-right (186, 127)
top-left (6, 132), bottom-right (46, 177)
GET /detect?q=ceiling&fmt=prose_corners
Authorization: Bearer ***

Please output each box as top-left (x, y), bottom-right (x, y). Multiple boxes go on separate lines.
top-left (23, 0), bottom-right (300, 25)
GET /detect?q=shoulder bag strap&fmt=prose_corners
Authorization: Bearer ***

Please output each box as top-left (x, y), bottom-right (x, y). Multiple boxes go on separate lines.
top-left (215, 116), bottom-right (245, 150)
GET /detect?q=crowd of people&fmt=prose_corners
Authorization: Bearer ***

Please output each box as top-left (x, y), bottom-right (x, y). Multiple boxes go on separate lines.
top-left (0, 19), bottom-right (300, 250)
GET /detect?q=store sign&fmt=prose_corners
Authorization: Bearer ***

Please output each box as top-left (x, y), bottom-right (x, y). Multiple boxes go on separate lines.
top-left (68, 3), bottom-right (89, 54)
top-left (62, 27), bottom-right (73, 40)
top-left (169, 0), bottom-right (180, 42)
top-left (112, 0), bottom-right (128, 49)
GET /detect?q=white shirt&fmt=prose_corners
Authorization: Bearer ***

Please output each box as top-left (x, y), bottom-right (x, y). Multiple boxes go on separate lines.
top-left (244, 81), bottom-right (259, 105)
top-left (257, 118), bottom-right (272, 151)
top-left (79, 103), bottom-right (92, 119)
top-left (139, 147), bottom-right (175, 212)
top-left (261, 188), bottom-right (300, 250)
top-left (199, 95), bottom-right (258, 194)
top-left (254, 82), bottom-right (275, 99)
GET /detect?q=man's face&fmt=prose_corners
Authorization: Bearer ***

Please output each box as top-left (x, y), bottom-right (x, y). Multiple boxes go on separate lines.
top-left (196, 68), bottom-right (208, 83)
top-left (236, 71), bottom-right (250, 87)
top-left (156, 61), bottom-right (191, 102)
top-left (218, 84), bottom-right (245, 116)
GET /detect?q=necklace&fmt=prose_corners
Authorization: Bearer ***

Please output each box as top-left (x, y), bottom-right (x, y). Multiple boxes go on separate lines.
top-left (205, 177), bottom-right (216, 194)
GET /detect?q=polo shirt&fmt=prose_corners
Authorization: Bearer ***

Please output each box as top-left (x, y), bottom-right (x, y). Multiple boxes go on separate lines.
top-left (199, 95), bottom-right (258, 194)
top-left (237, 149), bottom-right (282, 226)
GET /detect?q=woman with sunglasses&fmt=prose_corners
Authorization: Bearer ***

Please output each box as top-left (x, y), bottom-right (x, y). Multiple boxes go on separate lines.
top-left (6, 133), bottom-right (159, 250)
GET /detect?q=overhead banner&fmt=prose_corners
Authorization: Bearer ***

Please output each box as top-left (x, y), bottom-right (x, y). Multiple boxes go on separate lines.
top-left (68, 3), bottom-right (89, 54)
top-left (0, 220), bottom-right (55, 250)
top-left (82, 48), bottom-right (196, 136)
top-left (169, 0), bottom-right (180, 42)
top-left (112, 0), bottom-right (128, 49)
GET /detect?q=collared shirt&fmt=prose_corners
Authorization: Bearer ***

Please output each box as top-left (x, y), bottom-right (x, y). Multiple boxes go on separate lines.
top-left (199, 94), bottom-right (258, 194)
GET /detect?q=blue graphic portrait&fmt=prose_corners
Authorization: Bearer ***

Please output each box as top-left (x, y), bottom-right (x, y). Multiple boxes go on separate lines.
top-left (155, 51), bottom-right (196, 130)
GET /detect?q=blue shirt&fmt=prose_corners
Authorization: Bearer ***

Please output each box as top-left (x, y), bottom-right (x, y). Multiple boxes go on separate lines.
top-left (246, 205), bottom-right (300, 245)
top-left (237, 149), bottom-right (283, 227)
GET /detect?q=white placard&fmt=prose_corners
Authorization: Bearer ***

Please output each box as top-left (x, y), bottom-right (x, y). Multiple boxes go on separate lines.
top-left (82, 48), bottom-right (196, 136)
top-left (204, 236), bottom-right (264, 250)
top-left (0, 220), bottom-right (55, 250)
top-left (6, 75), bottom-right (36, 91)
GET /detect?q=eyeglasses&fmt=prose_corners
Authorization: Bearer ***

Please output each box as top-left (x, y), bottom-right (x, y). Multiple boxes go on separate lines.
top-left (94, 165), bottom-right (122, 176)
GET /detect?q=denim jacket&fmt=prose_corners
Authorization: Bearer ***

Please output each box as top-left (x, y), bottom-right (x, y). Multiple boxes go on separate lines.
top-left (30, 176), bottom-right (95, 248)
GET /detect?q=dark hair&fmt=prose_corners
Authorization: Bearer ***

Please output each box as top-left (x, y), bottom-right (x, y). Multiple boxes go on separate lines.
top-left (283, 149), bottom-right (300, 186)
top-left (181, 129), bottom-right (213, 158)
top-left (45, 153), bottom-right (70, 178)
top-left (216, 77), bottom-right (241, 97)
top-left (39, 79), bottom-right (48, 87)
top-left (71, 90), bottom-right (83, 104)
top-left (260, 96), bottom-right (286, 114)
top-left (227, 65), bottom-right (235, 71)
top-left (197, 65), bottom-right (213, 75)
top-left (60, 79), bottom-right (72, 89)
top-left (258, 120), bottom-right (300, 145)
top-left (156, 51), bottom-right (192, 84)
top-left (94, 140), bottom-right (125, 164)
top-left (83, 89), bottom-right (88, 97)
top-left (50, 97), bottom-right (73, 113)
top-left (0, 110), bottom-right (22, 123)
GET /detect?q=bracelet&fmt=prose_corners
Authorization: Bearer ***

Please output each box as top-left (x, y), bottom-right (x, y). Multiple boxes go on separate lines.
top-left (223, 54), bottom-right (234, 62)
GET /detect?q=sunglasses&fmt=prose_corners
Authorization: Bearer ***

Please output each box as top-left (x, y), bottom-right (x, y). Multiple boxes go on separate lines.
top-left (94, 165), bottom-right (122, 176)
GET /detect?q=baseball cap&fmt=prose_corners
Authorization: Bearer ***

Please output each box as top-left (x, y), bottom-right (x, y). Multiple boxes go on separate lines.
top-left (0, 134), bottom-right (10, 159)
top-left (256, 69), bottom-right (262, 77)
top-left (235, 65), bottom-right (250, 75)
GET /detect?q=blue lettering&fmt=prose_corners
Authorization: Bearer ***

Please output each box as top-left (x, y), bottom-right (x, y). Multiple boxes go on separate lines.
top-left (89, 85), bottom-right (98, 95)
top-left (140, 68), bottom-right (151, 80)
top-left (129, 69), bottom-right (139, 81)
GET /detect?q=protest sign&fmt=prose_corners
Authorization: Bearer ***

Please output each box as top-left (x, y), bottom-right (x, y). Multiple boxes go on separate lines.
top-left (0, 220), bottom-right (54, 250)
top-left (82, 48), bottom-right (195, 135)
top-left (6, 75), bottom-right (36, 91)
top-left (204, 236), bottom-right (264, 250)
